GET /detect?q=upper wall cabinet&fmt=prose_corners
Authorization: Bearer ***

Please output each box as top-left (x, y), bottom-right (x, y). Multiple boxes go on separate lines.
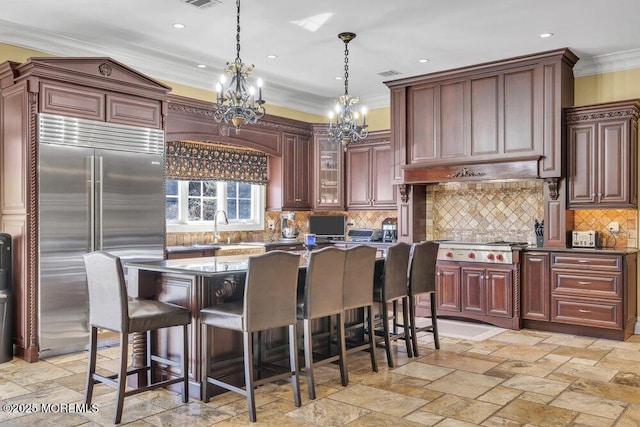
top-left (313, 125), bottom-right (344, 210)
top-left (346, 131), bottom-right (396, 210)
top-left (566, 100), bottom-right (640, 209)
top-left (385, 49), bottom-right (578, 184)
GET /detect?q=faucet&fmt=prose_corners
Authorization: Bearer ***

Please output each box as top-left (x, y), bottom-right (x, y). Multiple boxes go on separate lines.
top-left (213, 210), bottom-right (229, 243)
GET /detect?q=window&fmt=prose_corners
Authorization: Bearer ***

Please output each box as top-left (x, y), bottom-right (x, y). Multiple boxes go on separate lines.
top-left (166, 180), bottom-right (265, 232)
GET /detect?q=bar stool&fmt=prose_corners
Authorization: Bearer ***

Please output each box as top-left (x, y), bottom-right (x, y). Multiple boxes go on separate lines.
top-left (373, 242), bottom-right (412, 368)
top-left (83, 251), bottom-right (191, 425)
top-left (407, 241), bottom-right (440, 356)
top-left (342, 245), bottom-right (378, 373)
top-left (200, 251), bottom-right (301, 423)
top-left (298, 246), bottom-right (347, 400)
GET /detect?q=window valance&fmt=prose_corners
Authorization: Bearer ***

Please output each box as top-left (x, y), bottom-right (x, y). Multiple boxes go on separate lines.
top-left (166, 140), bottom-right (268, 185)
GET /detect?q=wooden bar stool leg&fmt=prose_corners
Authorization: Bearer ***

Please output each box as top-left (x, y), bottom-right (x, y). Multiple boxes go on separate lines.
top-left (381, 302), bottom-right (394, 368)
top-left (430, 293), bottom-right (440, 349)
top-left (288, 324), bottom-right (301, 407)
top-left (303, 318), bottom-right (316, 400)
top-left (182, 324), bottom-right (189, 403)
top-left (337, 312), bottom-right (348, 386)
top-left (402, 297), bottom-right (413, 358)
top-left (366, 305), bottom-right (378, 372)
top-left (244, 331), bottom-right (257, 422)
top-left (85, 326), bottom-right (97, 405)
top-left (114, 332), bottom-right (129, 424)
top-left (409, 295), bottom-right (419, 357)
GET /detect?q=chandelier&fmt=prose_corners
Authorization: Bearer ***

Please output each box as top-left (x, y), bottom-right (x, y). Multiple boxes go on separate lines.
top-left (328, 32), bottom-right (368, 150)
top-left (213, 0), bottom-right (265, 133)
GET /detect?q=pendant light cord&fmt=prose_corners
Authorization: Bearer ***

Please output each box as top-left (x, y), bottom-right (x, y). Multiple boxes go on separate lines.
top-left (235, 0), bottom-right (241, 62)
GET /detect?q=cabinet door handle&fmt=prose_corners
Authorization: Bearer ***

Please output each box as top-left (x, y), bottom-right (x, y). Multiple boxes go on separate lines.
top-left (578, 260), bottom-right (590, 263)
top-left (578, 281), bottom-right (592, 285)
top-left (436, 272), bottom-right (441, 276)
top-left (578, 309), bottom-right (591, 314)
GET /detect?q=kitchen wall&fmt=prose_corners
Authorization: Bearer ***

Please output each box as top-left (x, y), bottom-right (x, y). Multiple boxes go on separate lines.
top-left (425, 180), bottom-right (544, 244)
top-left (423, 179), bottom-right (638, 249)
top-left (166, 210), bottom-right (397, 246)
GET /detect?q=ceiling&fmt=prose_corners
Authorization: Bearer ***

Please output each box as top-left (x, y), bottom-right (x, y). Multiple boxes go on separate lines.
top-left (2, 0), bottom-right (640, 115)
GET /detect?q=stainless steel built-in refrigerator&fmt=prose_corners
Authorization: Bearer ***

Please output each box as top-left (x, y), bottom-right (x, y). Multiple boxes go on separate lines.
top-left (37, 113), bottom-right (165, 357)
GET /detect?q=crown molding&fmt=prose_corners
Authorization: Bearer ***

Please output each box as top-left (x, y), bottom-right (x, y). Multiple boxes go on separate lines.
top-left (574, 48), bottom-right (640, 77)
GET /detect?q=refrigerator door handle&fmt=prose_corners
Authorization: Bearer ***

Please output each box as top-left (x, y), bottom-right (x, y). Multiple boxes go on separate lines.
top-left (89, 155), bottom-right (96, 252)
top-left (97, 156), bottom-right (104, 250)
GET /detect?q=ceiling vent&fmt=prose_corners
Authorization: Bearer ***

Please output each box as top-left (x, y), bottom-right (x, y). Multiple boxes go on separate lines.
top-left (182, 0), bottom-right (221, 9)
top-left (377, 70), bottom-right (402, 77)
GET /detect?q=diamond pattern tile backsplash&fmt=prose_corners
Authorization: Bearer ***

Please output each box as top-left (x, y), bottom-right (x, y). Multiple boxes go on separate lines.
top-left (426, 180), bottom-right (545, 243)
top-left (574, 209), bottom-right (637, 249)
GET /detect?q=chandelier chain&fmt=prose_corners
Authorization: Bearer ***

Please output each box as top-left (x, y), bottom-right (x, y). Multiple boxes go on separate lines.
top-left (343, 41), bottom-right (349, 96)
top-left (235, 0), bottom-right (241, 61)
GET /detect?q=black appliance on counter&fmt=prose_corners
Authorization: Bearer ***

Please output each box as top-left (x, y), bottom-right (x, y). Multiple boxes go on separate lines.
top-left (381, 217), bottom-right (398, 243)
top-left (0, 233), bottom-right (13, 363)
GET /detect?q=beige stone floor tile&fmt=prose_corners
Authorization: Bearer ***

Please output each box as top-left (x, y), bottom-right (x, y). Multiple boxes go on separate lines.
top-left (346, 411), bottom-right (425, 426)
top-left (550, 390), bottom-right (626, 420)
top-left (0, 380), bottom-right (31, 400)
top-left (490, 343), bottom-right (556, 362)
top-left (480, 415), bottom-right (524, 426)
top-left (403, 409), bottom-right (446, 425)
top-left (612, 371), bottom-right (640, 387)
top-left (391, 361), bottom-right (454, 381)
top-left (463, 339), bottom-right (510, 355)
top-left (485, 359), bottom-right (558, 379)
top-left (421, 393), bottom-right (500, 424)
top-left (0, 410), bottom-right (89, 427)
top-left (540, 353), bottom-right (572, 366)
top-left (490, 330), bottom-right (548, 346)
top-left (425, 370), bottom-right (503, 399)
top-left (549, 361), bottom-right (619, 383)
top-left (551, 344), bottom-right (610, 361)
top-left (358, 370), bottom-right (443, 400)
top-left (568, 377), bottom-right (640, 405)
top-left (142, 401), bottom-right (236, 426)
top-left (436, 418), bottom-right (486, 427)
top-left (416, 350), bottom-right (500, 373)
top-left (328, 383), bottom-right (427, 417)
top-left (597, 354), bottom-right (640, 375)
top-left (541, 334), bottom-right (597, 348)
top-left (477, 385), bottom-right (522, 405)
top-left (496, 398), bottom-right (577, 426)
top-left (616, 403), bottom-right (640, 427)
top-left (286, 399), bottom-right (369, 426)
top-left (0, 362), bottom-right (74, 386)
top-left (570, 412), bottom-right (616, 427)
top-left (518, 391), bottom-right (554, 404)
top-left (591, 337), bottom-right (640, 351)
top-left (501, 374), bottom-right (569, 396)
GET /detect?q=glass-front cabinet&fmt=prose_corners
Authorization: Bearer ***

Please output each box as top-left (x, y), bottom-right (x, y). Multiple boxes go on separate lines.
top-left (313, 125), bottom-right (344, 210)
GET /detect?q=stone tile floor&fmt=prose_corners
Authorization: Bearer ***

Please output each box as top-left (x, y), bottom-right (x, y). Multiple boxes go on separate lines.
top-left (2, 327), bottom-right (640, 426)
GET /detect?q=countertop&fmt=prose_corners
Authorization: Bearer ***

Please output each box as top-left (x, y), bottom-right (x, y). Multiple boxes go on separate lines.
top-left (523, 246), bottom-right (639, 255)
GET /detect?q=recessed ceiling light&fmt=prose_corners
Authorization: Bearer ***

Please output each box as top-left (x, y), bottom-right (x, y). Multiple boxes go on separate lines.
top-left (538, 32), bottom-right (553, 38)
top-left (266, 54), bottom-right (278, 59)
top-left (197, 64), bottom-right (206, 68)
top-left (418, 58), bottom-right (429, 63)
top-left (173, 23), bottom-right (186, 29)
top-left (335, 76), bottom-right (343, 80)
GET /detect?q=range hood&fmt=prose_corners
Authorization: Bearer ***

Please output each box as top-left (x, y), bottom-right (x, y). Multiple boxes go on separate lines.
top-left (401, 155), bottom-right (541, 184)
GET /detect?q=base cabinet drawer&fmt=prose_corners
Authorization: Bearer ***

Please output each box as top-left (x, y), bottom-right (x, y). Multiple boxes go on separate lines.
top-left (552, 270), bottom-right (621, 298)
top-left (551, 296), bottom-right (622, 329)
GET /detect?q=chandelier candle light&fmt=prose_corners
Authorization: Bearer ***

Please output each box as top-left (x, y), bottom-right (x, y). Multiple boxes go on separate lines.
top-left (213, 0), bottom-right (265, 133)
top-left (328, 32), bottom-right (368, 150)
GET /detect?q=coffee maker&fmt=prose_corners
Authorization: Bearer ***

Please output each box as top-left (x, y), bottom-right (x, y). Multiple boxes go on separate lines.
top-left (381, 217), bottom-right (398, 242)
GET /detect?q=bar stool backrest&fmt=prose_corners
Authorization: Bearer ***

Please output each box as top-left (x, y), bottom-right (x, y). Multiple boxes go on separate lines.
top-left (382, 242), bottom-right (412, 301)
top-left (244, 251), bottom-right (301, 332)
top-left (83, 251), bottom-right (129, 333)
top-left (303, 246), bottom-right (347, 319)
top-left (410, 241), bottom-right (439, 294)
top-left (343, 245), bottom-right (377, 310)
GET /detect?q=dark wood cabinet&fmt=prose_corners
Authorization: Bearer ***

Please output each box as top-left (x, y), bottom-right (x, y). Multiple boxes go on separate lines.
top-left (281, 132), bottom-right (312, 210)
top-left (522, 252), bottom-right (550, 321)
top-left (166, 249), bottom-right (217, 259)
top-left (436, 262), bottom-right (460, 312)
top-left (346, 131), bottom-right (396, 210)
top-left (387, 49), bottom-right (577, 184)
top-left (522, 249), bottom-right (637, 340)
top-left (461, 265), bottom-right (512, 318)
top-left (312, 126), bottom-right (344, 210)
top-left (267, 131), bottom-right (312, 211)
top-left (436, 260), bottom-right (518, 328)
top-left (567, 100), bottom-right (639, 209)
top-left (0, 57), bottom-right (170, 362)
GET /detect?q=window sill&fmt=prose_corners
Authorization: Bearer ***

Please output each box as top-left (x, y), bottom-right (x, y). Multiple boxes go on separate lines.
top-left (166, 222), bottom-right (264, 233)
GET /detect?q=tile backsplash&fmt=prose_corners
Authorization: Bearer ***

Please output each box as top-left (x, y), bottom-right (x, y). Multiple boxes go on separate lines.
top-left (167, 210), bottom-right (396, 246)
top-left (426, 180), bottom-right (545, 243)
top-left (574, 209), bottom-right (637, 249)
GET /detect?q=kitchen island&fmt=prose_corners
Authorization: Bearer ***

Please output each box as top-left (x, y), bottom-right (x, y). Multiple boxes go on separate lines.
top-left (126, 251), bottom-right (384, 399)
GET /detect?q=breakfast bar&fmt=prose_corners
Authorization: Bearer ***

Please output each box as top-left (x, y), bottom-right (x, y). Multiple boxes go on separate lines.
top-left (126, 251), bottom-right (384, 399)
